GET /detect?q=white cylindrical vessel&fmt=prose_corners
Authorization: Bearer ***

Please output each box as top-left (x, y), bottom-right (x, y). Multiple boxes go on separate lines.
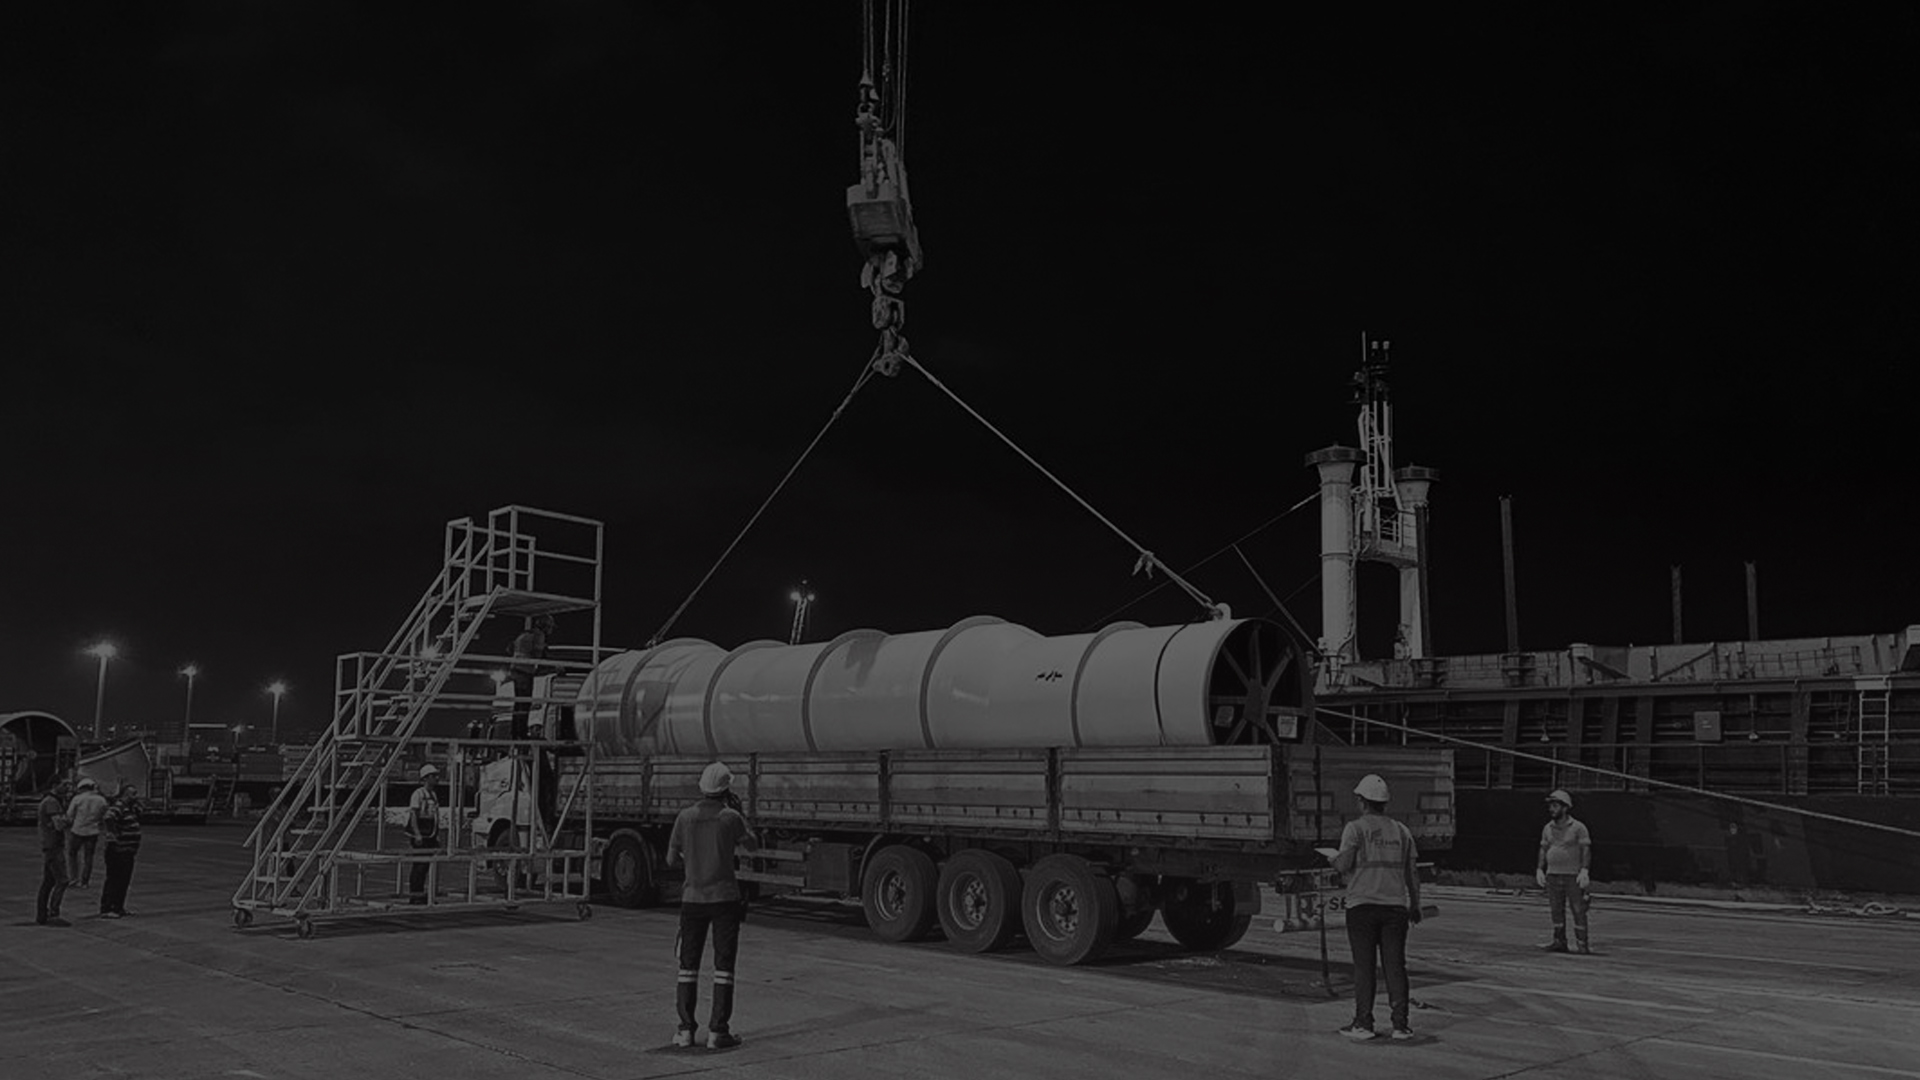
top-left (573, 616), bottom-right (1308, 758)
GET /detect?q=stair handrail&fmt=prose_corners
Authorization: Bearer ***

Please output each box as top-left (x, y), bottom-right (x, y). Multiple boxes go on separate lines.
top-left (241, 528), bottom-right (486, 850)
top-left (261, 594), bottom-right (501, 913)
top-left (237, 540), bottom-right (490, 904)
top-left (242, 636), bottom-right (454, 907)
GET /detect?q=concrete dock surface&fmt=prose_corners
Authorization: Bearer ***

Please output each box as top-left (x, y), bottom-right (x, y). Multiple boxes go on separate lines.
top-left (5, 824), bottom-right (1918, 1079)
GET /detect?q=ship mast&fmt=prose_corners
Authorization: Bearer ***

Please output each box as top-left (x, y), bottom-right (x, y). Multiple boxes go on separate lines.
top-left (1307, 334), bottom-right (1438, 686)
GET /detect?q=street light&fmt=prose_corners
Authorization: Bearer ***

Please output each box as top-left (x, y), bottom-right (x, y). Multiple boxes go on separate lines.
top-left (180, 664), bottom-right (200, 738)
top-left (84, 641), bottom-right (118, 741)
top-left (267, 680), bottom-right (289, 744)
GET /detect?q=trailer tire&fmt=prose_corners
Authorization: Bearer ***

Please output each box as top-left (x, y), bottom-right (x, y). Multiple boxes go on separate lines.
top-left (936, 849), bottom-right (1023, 953)
top-left (1021, 854), bottom-right (1119, 966)
top-left (1162, 879), bottom-right (1255, 952)
top-left (862, 845), bottom-right (938, 943)
top-left (604, 833), bottom-right (659, 908)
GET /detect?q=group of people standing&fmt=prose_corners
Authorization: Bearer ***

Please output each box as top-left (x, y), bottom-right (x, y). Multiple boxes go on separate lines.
top-left (36, 776), bottom-right (145, 926)
top-left (1332, 776), bottom-right (1593, 1041)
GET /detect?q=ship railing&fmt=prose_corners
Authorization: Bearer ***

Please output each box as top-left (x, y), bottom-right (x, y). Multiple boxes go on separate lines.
top-left (1442, 740), bottom-right (1920, 797)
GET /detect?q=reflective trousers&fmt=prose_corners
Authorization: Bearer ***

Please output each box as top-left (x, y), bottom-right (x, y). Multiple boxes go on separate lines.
top-left (1545, 873), bottom-right (1590, 946)
top-left (676, 900), bottom-right (744, 1035)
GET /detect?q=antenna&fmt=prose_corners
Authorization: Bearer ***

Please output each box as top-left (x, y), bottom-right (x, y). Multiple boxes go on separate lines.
top-left (788, 580), bottom-right (817, 645)
top-left (1353, 332), bottom-right (1407, 550)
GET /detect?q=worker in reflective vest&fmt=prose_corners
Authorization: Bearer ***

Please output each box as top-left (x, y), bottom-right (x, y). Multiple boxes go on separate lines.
top-left (1333, 773), bottom-right (1422, 1041)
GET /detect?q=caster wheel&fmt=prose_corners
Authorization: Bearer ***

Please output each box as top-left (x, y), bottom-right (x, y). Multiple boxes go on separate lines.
top-left (576, 902), bottom-right (593, 921)
top-left (296, 917), bottom-right (316, 940)
top-left (232, 908), bottom-right (254, 929)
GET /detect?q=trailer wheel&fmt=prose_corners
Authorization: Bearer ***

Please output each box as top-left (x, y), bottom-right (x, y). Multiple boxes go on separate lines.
top-left (295, 915), bottom-right (315, 940)
top-left (862, 845), bottom-right (938, 943)
top-left (1113, 908), bottom-right (1156, 942)
top-left (603, 834), bottom-right (659, 908)
top-left (1162, 879), bottom-right (1255, 952)
top-left (1021, 854), bottom-right (1119, 966)
top-left (232, 908), bottom-right (254, 929)
top-left (936, 849), bottom-right (1023, 953)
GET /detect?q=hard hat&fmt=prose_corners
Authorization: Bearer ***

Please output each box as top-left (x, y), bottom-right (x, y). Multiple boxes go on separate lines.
top-left (699, 761), bottom-right (733, 795)
top-left (77, 778), bottom-right (98, 791)
top-left (1353, 774), bottom-right (1391, 803)
top-left (1546, 789), bottom-right (1572, 808)
top-left (419, 764), bottom-right (441, 778)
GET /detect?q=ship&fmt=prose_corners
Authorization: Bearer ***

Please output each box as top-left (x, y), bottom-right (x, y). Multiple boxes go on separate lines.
top-left (1304, 336), bottom-right (1920, 898)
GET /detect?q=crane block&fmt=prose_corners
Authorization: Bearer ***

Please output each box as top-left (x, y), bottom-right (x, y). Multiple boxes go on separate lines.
top-left (848, 182), bottom-right (921, 270)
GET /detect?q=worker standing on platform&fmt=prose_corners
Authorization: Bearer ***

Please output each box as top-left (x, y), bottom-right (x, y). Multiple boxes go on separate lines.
top-left (509, 615), bottom-right (554, 740)
top-left (1333, 773), bottom-right (1422, 1041)
top-left (665, 761), bottom-right (759, 1050)
top-left (1537, 789), bottom-right (1592, 954)
top-left (407, 764), bottom-right (441, 904)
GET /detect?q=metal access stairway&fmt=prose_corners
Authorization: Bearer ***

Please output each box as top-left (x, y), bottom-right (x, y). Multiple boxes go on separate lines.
top-left (231, 507), bottom-right (606, 938)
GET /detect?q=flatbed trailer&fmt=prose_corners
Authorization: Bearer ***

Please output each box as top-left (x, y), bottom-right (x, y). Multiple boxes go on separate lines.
top-left (554, 742), bottom-right (1452, 965)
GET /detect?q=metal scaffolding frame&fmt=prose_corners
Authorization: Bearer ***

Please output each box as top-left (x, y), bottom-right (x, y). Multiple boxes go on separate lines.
top-left (231, 507), bottom-right (611, 938)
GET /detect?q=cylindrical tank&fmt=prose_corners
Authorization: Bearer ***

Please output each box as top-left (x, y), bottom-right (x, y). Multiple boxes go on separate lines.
top-left (573, 616), bottom-right (1311, 759)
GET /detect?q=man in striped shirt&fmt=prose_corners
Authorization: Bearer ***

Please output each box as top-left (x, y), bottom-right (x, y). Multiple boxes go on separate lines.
top-left (99, 782), bottom-right (144, 918)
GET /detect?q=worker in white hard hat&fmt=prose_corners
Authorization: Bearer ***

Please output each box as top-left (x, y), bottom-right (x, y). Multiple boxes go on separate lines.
top-left (1331, 773), bottom-right (1422, 1041)
top-left (406, 764), bottom-right (442, 904)
top-left (665, 761), bottom-right (760, 1049)
top-left (1536, 789), bottom-right (1592, 954)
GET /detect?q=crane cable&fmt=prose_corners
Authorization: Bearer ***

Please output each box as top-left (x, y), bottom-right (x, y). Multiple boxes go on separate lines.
top-left (900, 353), bottom-right (1227, 620)
top-left (861, 0), bottom-right (908, 146)
top-left (644, 354), bottom-right (882, 648)
top-left (1316, 705), bottom-right (1920, 841)
top-left (650, 1), bottom-right (908, 649)
top-left (894, 0), bottom-right (910, 155)
top-left (657, 1), bottom-right (1221, 638)
top-left (1082, 491), bottom-right (1320, 631)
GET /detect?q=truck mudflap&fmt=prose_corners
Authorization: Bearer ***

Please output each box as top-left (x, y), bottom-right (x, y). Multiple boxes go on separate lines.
top-left (1271, 866), bottom-right (1439, 933)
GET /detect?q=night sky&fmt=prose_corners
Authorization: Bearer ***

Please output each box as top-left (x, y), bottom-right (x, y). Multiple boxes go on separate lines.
top-left (5, 3), bottom-right (1916, 742)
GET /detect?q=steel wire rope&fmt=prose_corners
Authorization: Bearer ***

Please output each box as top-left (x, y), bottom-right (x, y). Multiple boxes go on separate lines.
top-left (1080, 491), bottom-right (1320, 631)
top-left (1316, 705), bottom-right (1920, 840)
top-left (895, 0), bottom-right (910, 155)
top-left (645, 356), bottom-right (882, 648)
top-left (900, 353), bottom-right (1222, 617)
top-left (878, 0), bottom-right (896, 137)
top-left (861, 0), bottom-right (875, 84)
top-left (1231, 542), bottom-right (1320, 658)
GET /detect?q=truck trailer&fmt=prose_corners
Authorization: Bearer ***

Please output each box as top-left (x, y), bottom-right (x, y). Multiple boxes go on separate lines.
top-left (489, 612), bottom-right (1456, 966)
